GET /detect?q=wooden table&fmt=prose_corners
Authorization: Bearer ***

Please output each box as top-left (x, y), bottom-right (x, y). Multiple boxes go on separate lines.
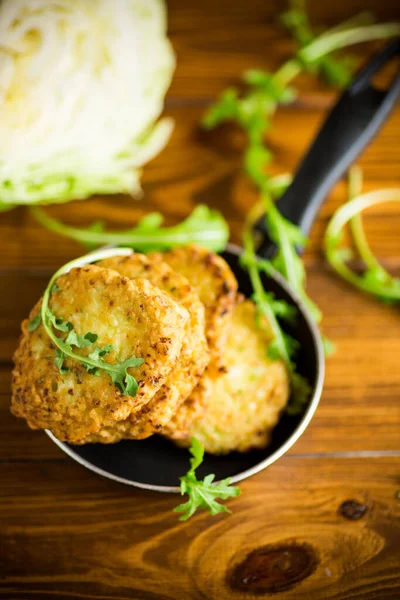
top-left (1, 1), bottom-right (399, 598)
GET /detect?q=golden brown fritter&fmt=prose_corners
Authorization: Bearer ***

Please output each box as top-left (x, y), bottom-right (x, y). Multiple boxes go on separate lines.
top-left (11, 265), bottom-right (188, 442)
top-left (167, 300), bottom-right (290, 454)
top-left (162, 293), bottom-right (248, 440)
top-left (161, 377), bottom-right (212, 440)
top-left (77, 253), bottom-right (208, 442)
top-left (149, 245), bottom-right (237, 373)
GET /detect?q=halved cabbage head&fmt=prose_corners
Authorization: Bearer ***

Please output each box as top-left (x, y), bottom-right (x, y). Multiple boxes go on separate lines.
top-left (0, 0), bottom-right (175, 207)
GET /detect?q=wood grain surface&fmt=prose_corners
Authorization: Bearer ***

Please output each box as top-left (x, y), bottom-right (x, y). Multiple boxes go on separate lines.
top-left (1, 1), bottom-right (399, 599)
top-left (1, 458), bottom-right (399, 600)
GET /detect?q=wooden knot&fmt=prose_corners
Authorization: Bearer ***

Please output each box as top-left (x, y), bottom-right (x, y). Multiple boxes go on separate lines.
top-left (228, 542), bottom-right (318, 594)
top-left (339, 500), bottom-right (368, 520)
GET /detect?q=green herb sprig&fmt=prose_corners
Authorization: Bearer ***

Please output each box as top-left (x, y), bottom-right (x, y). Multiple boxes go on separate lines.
top-left (279, 3), bottom-right (374, 87)
top-left (28, 313), bottom-right (41, 332)
top-left (38, 247), bottom-right (145, 396)
top-left (30, 204), bottom-right (229, 254)
top-left (202, 3), bottom-right (399, 348)
top-left (240, 230), bottom-right (311, 414)
top-left (325, 168), bottom-right (400, 302)
top-left (174, 438), bottom-right (241, 521)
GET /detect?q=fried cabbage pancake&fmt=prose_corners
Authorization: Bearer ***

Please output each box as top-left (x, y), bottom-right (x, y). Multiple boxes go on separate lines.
top-left (11, 265), bottom-right (188, 442)
top-left (78, 253), bottom-right (208, 442)
top-left (168, 300), bottom-right (290, 454)
top-left (149, 245), bottom-right (237, 373)
top-left (161, 376), bottom-right (212, 439)
top-left (164, 293), bottom-right (247, 440)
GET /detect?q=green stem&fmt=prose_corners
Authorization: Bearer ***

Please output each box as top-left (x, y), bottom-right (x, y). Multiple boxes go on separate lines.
top-left (325, 188), bottom-right (400, 301)
top-left (30, 206), bottom-right (228, 252)
top-left (318, 11), bottom-right (375, 37)
top-left (348, 167), bottom-right (380, 270)
top-left (41, 248), bottom-right (134, 373)
top-left (268, 173), bottom-right (293, 196)
top-left (273, 58), bottom-right (303, 89)
top-left (264, 197), bottom-right (300, 288)
top-left (326, 253), bottom-right (400, 300)
top-left (300, 23), bottom-right (400, 63)
top-left (243, 232), bottom-right (290, 365)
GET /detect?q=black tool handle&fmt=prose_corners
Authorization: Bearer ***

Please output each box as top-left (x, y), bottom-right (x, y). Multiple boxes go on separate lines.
top-left (256, 39), bottom-right (400, 258)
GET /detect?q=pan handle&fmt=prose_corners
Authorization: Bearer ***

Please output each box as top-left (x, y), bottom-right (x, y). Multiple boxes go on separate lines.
top-left (256, 39), bottom-right (400, 257)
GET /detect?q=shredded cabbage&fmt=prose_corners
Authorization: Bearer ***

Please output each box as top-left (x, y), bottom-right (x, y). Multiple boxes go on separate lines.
top-left (0, 0), bottom-right (175, 207)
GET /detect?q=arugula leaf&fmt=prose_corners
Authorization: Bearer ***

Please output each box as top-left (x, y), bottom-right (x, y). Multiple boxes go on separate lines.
top-left (280, 2), bottom-right (357, 87)
top-left (45, 303), bottom-right (144, 395)
top-left (202, 55), bottom-right (326, 333)
top-left (88, 344), bottom-right (114, 360)
top-left (202, 5), bottom-right (399, 354)
top-left (83, 364), bottom-right (101, 376)
top-left (108, 355), bottom-right (144, 396)
top-left (202, 89), bottom-right (241, 129)
top-left (240, 233), bottom-right (290, 364)
top-left (298, 22), bottom-right (400, 68)
top-left (256, 291), bottom-right (297, 324)
top-left (325, 168), bottom-right (400, 302)
top-left (30, 204), bottom-right (229, 254)
top-left (54, 349), bottom-right (69, 374)
top-left (244, 69), bottom-right (296, 103)
top-left (28, 313), bottom-right (41, 332)
top-left (81, 221), bottom-right (105, 251)
top-left (264, 197), bottom-right (322, 323)
top-left (245, 145), bottom-right (273, 187)
top-left (65, 330), bottom-right (98, 348)
top-left (283, 332), bottom-right (300, 358)
top-left (286, 371), bottom-right (312, 415)
top-left (267, 339), bottom-right (282, 361)
top-left (241, 232), bottom-right (311, 414)
top-left (121, 372), bottom-right (140, 397)
top-left (48, 313), bottom-right (73, 333)
top-left (322, 336), bottom-right (336, 357)
top-left (82, 332), bottom-right (98, 345)
top-left (132, 212), bottom-right (164, 231)
top-left (173, 439), bottom-right (241, 521)
top-left (40, 248), bottom-right (146, 396)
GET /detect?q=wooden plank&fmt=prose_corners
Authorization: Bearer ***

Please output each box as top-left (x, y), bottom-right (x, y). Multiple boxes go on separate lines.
top-left (166, 0), bottom-right (400, 99)
top-left (0, 104), bottom-right (399, 271)
top-left (0, 457), bottom-right (399, 599)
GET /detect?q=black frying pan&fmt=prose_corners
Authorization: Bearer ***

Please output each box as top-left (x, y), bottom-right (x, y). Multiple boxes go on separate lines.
top-left (47, 40), bottom-right (400, 491)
